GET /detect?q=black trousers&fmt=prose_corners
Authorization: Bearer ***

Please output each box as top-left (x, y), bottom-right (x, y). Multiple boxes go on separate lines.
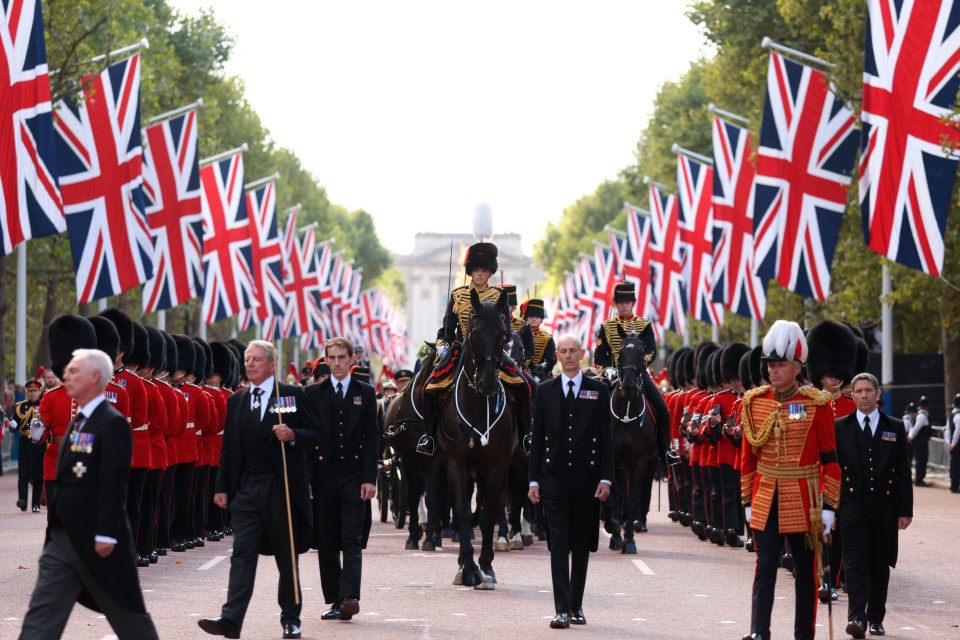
top-left (690, 461), bottom-right (707, 522)
top-left (192, 464), bottom-right (210, 537)
top-left (706, 464), bottom-right (723, 528)
top-left (126, 467), bottom-right (148, 547)
top-left (749, 495), bottom-right (818, 640)
top-left (138, 468), bottom-right (163, 556)
top-left (20, 527), bottom-right (159, 640)
top-left (157, 466), bottom-right (175, 548)
top-left (313, 462), bottom-right (366, 604)
top-left (913, 435), bottom-right (930, 483)
top-left (207, 466), bottom-right (224, 533)
top-left (678, 457), bottom-right (692, 514)
top-left (18, 439), bottom-right (46, 508)
top-left (951, 446), bottom-right (960, 492)
top-left (719, 464), bottom-right (741, 533)
top-left (540, 468), bottom-right (598, 614)
top-left (171, 461), bottom-right (195, 543)
top-left (222, 473), bottom-right (302, 628)
top-left (839, 497), bottom-right (896, 626)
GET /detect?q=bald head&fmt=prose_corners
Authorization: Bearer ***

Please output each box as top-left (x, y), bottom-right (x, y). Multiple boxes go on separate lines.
top-left (556, 333), bottom-right (584, 377)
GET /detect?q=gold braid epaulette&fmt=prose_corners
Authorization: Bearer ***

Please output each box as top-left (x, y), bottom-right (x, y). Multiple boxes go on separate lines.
top-left (796, 386), bottom-right (830, 406)
top-left (741, 385), bottom-right (776, 454)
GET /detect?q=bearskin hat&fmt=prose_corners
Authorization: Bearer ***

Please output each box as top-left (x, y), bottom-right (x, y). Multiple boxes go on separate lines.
top-left (708, 349), bottom-right (723, 389)
top-left (739, 350), bottom-right (754, 390)
top-left (145, 326), bottom-right (167, 374)
top-left (806, 320), bottom-right (858, 388)
top-left (192, 338), bottom-right (211, 382)
top-left (129, 323), bottom-right (151, 370)
top-left (664, 350), bottom-right (678, 389)
top-left (695, 342), bottom-right (721, 390)
top-left (679, 348), bottom-right (696, 387)
top-left (48, 314), bottom-right (97, 379)
top-left (762, 320), bottom-right (807, 363)
top-left (721, 342), bottom-right (751, 384)
top-left (464, 242), bottom-right (498, 274)
top-left (99, 307), bottom-right (135, 362)
top-left (747, 345), bottom-right (764, 387)
top-left (613, 281), bottom-right (636, 303)
top-left (172, 334), bottom-right (196, 376)
top-left (89, 316), bottom-right (121, 363)
top-left (210, 342), bottom-right (235, 382)
top-left (162, 332), bottom-right (178, 377)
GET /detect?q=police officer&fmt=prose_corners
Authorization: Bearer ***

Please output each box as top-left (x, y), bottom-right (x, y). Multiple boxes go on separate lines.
top-left (12, 380), bottom-right (46, 512)
top-left (907, 396), bottom-right (932, 486)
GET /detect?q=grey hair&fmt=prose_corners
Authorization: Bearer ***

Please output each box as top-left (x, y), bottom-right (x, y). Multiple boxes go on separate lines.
top-left (556, 333), bottom-right (583, 350)
top-left (851, 372), bottom-right (880, 391)
top-left (246, 340), bottom-right (276, 362)
top-left (71, 348), bottom-right (113, 391)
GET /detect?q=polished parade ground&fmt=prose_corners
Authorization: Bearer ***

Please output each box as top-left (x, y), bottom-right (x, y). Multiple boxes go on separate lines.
top-left (0, 474), bottom-right (957, 639)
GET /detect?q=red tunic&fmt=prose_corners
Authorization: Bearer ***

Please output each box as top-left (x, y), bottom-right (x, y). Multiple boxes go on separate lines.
top-left (173, 383), bottom-right (199, 464)
top-left (695, 394), bottom-right (719, 467)
top-left (209, 387), bottom-right (230, 468)
top-left (198, 387), bottom-right (218, 466)
top-left (143, 378), bottom-right (168, 471)
top-left (154, 380), bottom-right (181, 468)
top-left (113, 368), bottom-right (150, 468)
top-left (684, 389), bottom-right (710, 464)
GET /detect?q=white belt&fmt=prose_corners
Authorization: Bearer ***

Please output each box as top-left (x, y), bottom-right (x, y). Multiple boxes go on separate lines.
top-left (216, 431), bottom-right (224, 436)
top-left (132, 425), bottom-right (149, 432)
top-left (196, 430), bottom-right (203, 436)
top-left (186, 422), bottom-right (196, 429)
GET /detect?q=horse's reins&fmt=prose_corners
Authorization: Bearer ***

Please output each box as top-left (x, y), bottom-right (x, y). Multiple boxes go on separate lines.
top-left (610, 368), bottom-right (647, 424)
top-left (454, 334), bottom-right (507, 446)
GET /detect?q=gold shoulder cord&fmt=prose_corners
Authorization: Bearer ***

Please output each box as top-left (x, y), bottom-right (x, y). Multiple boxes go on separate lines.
top-left (741, 385), bottom-right (778, 454)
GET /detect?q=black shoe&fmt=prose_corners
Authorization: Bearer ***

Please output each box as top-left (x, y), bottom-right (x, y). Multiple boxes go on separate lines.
top-left (206, 531), bottom-right (220, 542)
top-left (742, 634), bottom-right (762, 640)
top-left (818, 584), bottom-right (838, 603)
top-left (569, 609), bottom-right (586, 625)
top-left (321, 605), bottom-right (341, 620)
top-left (16, 499), bottom-right (26, 512)
top-left (172, 542), bottom-right (187, 552)
top-left (521, 433), bottom-right (532, 456)
top-left (868, 623), bottom-right (885, 636)
top-left (282, 622), bottom-right (301, 638)
top-left (32, 505), bottom-right (40, 513)
top-left (637, 521), bottom-right (648, 533)
top-left (725, 530), bottom-right (744, 547)
top-left (915, 480), bottom-right (928, 487)
top-left (780, 553), bottom-right (795, 571)
top-left (197, 616), bottom-right (240, 639)
top-left (224, 527), bottom-right (233, 536)
top-left (136, 555), bottom-right (150, 567)
top-left (745, 537), bottom-right (754, 552)
top-left (846, 619), bottom-right (867, 639)
top-left (148, 551), bottom-right (158, 563)
top-left (339, 598), bottom-right (359, 620)
top-left (668, 510), bottom-right (680, 521)
top-left (185, 539), bottom-right (195, 549)
top-left (156, 547), bottom-right (168, 556)
top-left (194, 537), bottom-right (205, 548)
top-left (549, 612), bottom-right (570, 629)
top-left (416, 435), bottom-right (437, 456)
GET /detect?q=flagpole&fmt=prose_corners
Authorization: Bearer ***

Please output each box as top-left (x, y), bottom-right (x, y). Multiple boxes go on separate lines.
top-left (244, 172), bottom-right (280, 191)
top-left (623, 201), bottom-right (652, 217)
top-left (671, 143), bottom-right (714, 166)
top-left (15, 244), bottom-right (26, 387)
top-left (200, 144), bottom-right (249, 166)
top-left (707, 104), bottom-right (750, 125)
top-left (881, 263), bottom-right (893, 390)
top-left (643, 176), bottom-right (671, 192)
top-left (49, 38), bottom-right (150, 75)
top-left (750, 318), bottom-right (759, 348)
top-left (604, 225), bottom-right (626, 238)
top-left (157, 310), bottom-right (166, 331)
top-left (761, 37), bottom-right (836, 69)
top-left (147, 98), bottom-right (204, 125)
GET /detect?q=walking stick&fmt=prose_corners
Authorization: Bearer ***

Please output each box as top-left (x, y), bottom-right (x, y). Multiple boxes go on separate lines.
top-left (273, 370), bottom-right (301, 606)
top-left (822, 542), bottom-right (834, 640)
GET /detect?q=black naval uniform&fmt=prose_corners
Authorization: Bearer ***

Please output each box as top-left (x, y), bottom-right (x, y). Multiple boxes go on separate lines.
top-left (13, 397), bottom-right (46, 510)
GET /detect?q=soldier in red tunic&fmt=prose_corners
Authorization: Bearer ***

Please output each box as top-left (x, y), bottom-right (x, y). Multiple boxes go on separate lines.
top-left (170, 335), bottom-right (200, 552)
top-left (205, 342), bottom-right (236, 540)
top-left (741, 321), bottom-right (841, 640)
top-left (139, 326), bottom-right (170, 566)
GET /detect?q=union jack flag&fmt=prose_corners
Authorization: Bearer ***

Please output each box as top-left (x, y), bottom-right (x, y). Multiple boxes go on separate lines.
top-left (56, 54), bottom-right (152, 303)
top-left (0, 0), bottom-right (63, 257)
top-left (648, 184), bottom-right (686, 337)
top-left (710, 116), bottom-right (766, 320)
top-left (617, 203), bottom-right (656, 320)
top-left (677, 153), bottom-right (723, 326)
top-left (245, 180), bottom-right (285, 322)
top-left (141, 109), bottom-right (203, 312)
top-left (591, 244), bottom-right (618, 324)
top-left (282, 217), bottom-right (324, 343)
top-left (360, 289), bottom-right (384, 354)
top-left (860, 0), bottom-right (960, 277)
top-left (200, 151), bottom-right (256, 324)
top-left (574, 257), bottom-right (597, 349)
top-left (752, 51), bottom-right (858, 301)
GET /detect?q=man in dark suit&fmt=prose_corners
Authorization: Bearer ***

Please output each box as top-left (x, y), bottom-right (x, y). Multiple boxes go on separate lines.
top-left (304, 337), bottom-right (379, 622)
top-left (198, 340), bottom-right (319, 640)
top-left (528, 333), bottom-right (614, 629)
top-left (20, 348), bottom-right (159, 639)
top-left (833, 372), bottom-right (913, 639)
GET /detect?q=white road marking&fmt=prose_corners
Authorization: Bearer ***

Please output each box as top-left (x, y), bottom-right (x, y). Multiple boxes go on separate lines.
top-left (933, 601), bottom-right (945, 604)
top-left (188, 613), bottom-right (203, 617)
top-left (378, 587), bottom-right (392, 590)
top-left (452, 613), bottom-right (467, 617)
top-left (538, 590), bottom-right (551, 593)
top-left (198, 556), bottom-right (227, 571)
top-left (364, 612), bottom-right (380, 616)
top-left (631, 558), bottom-right (655, 575)
top-left (694, 594), bottom-right (708, 597)
top-left (614, 592), bottom-right (627, 596)
top-left (632, 618), bottom-right (647, 622)
top-left (4, 618), bottom-right (20, 621)
top-left (385, 618), bottom-right (424, 622)
top-left (720, 620), bottom-right (736, 624)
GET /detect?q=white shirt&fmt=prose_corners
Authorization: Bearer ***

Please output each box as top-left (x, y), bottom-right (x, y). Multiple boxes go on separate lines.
top-left (950, 411), bottom-right (960, 448)
top-left (855, 408), bottom-right (881, 437)
top-left (908, 410), bottom-right (929, 439)
top-left (560, 371), bottom-right (583, 400)
top-left (332, 374), bottom-right (352, 399)
top-left (249, 376), bottom-right (275, 421)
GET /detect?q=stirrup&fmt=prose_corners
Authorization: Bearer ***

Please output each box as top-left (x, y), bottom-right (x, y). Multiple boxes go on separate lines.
top-left (416, 435), bottom-right (437, 457)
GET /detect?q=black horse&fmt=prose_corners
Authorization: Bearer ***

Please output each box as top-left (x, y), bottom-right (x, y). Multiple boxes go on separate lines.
top-left (439, 288), bottom-right (516, 589)
top-left (603, 327), bottom-right (658, 555)
top-left (382, 348), bottom-right (448, 551)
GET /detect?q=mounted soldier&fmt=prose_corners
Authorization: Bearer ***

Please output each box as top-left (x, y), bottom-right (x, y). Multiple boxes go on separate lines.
top-left (416, 212), bottom-right (532, 457)
top-left (520, 298), bottom-right (556, 382)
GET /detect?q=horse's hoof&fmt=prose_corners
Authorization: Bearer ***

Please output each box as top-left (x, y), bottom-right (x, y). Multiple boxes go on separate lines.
top-left (453, 567), bottom-right (464, 585)
top-left (609, 536), bottom-right (622, 551)
top-left (622, 541), bottom-right (637, 555)
top-left (495, 537), bottom-right (510, 552)
top-left (509, 536), bottom-right (524, 551)
top-left (421, 540), bottom-right (436, 552)
top-left (442, 527), bottom-right (453, 538)
top-left (474, 573), bottom-right (496, 590)
top-left (603, 520), bottom-right (618, 535)
top-left (404, 538), bottom-right (418, 551)
top-left (521, 534), bottom-right (534, 547)
top-left (460, 567), bottom-right (483, 587)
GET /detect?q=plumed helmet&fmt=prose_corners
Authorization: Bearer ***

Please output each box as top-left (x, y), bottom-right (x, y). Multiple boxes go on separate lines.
top-left (172, 334), bottom-right (196, 375)
top-left (99, 308), bottom-right (135, 363)
top-left (145, 326), bottom-right (167, 374)
top-left (89, 316), bottom-right (121, 363)
top-left (806, 320), bottom-right (858, 388)
top-left (721, 342), bottom-right (751, 384)
top-left (162, 332), bottom-right (178, 377)
top-left (762, 320), bottom-right (808, 363)
top-left (129, 323), bottom-right (151, 369)
top-left (464, 242), bottom-right (498, 274)
top-left (48, 314), bottom-right (97, 379)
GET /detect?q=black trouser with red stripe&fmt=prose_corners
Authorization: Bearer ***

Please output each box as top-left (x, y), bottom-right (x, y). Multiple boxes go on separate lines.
top-left (126, 467), bottom-right (148, 548)
top-left (157, 466), bottom-right (175, 548)
top-left (749, 494), bottom-right (817, 640)
top-left (719, 464), bottom-right (741, 533)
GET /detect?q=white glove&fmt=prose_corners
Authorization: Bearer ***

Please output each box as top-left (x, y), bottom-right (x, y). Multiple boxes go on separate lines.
top-left (821, 509), bottom-right (835, 539)
top-left (744, 506), bottom-right (751, 524)
top-left (437, 344), bottom-right (450, 359)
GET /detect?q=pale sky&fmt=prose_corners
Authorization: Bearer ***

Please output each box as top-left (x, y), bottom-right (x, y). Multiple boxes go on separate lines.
top-left (166, 1), bottom-right (710, 255)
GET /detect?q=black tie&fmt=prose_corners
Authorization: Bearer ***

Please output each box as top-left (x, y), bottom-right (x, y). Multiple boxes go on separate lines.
top-left (251, 388), bottom-right (263, 414)
top-left (337, 382), bottom-right (344, 402)
top-left (70, 412), bottom-right (86, 437)
top-left (567, 380), bottom-right (576, 402)
top-left (863, 415), bottom-right (870, 434)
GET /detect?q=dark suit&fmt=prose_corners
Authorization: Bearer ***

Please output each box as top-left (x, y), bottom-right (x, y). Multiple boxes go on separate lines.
top-left (215, 380), bottom-right (319, 629)
top-left (304, 376), bottom-right (379, 605)
top-left (529, 374), bottom-right (614, 615)
top-left (20, 399), bottom-right (158, 640)
top-left (835, 411), bottom-right (913, 628)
